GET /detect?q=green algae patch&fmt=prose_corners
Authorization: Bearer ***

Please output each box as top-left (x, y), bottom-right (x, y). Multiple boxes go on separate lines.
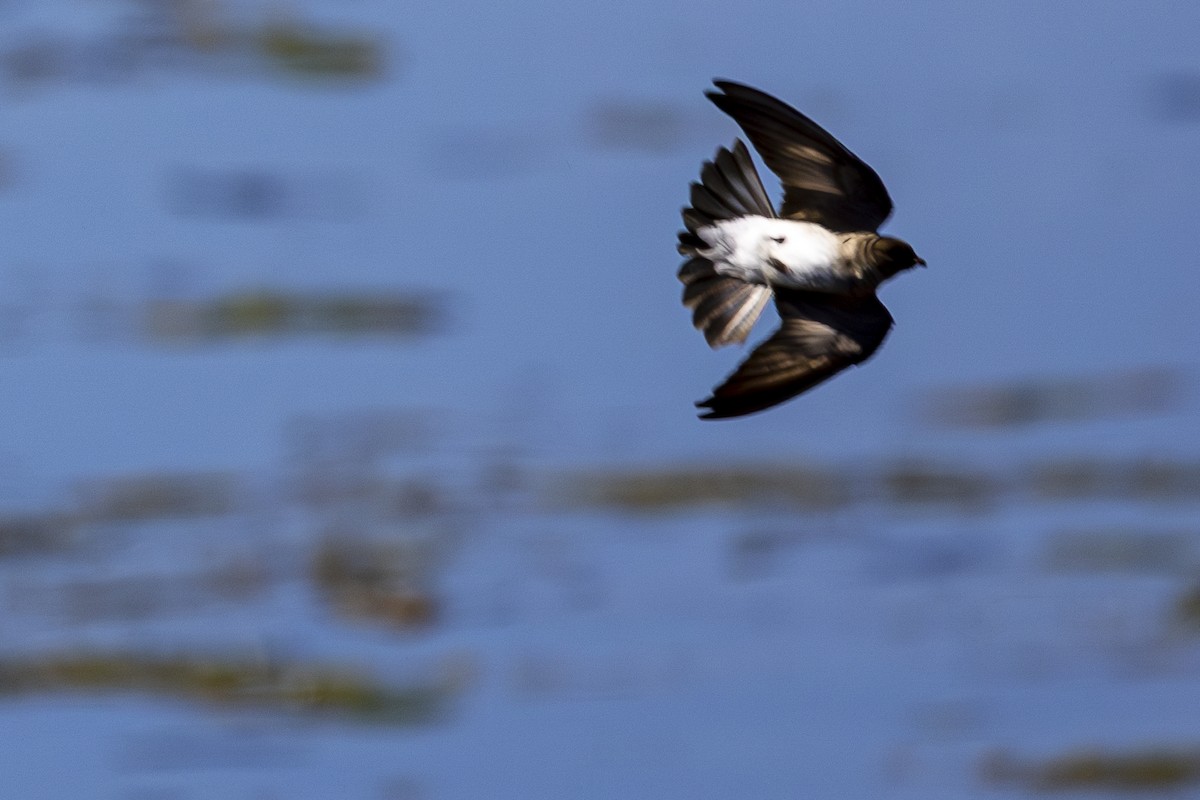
top-left (0, 653), bottom-right (456, 725)
top-left (259, 23), bottom-right (384, 79)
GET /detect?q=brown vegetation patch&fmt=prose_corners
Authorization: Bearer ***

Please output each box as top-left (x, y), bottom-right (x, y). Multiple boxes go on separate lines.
top-left (312, 536), bottom-right (440, 629)
top-left (983, 746), bottom-right (1200, 791)
top-left (554, 465), bottom-right (850, 513)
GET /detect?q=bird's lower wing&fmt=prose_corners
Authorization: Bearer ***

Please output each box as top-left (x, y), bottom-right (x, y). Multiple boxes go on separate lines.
top-left (696, 295), bottom-right (892, 418)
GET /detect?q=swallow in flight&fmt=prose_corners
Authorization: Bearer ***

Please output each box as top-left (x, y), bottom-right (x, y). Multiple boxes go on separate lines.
top-left (678, 80), bottom-right (924, 418)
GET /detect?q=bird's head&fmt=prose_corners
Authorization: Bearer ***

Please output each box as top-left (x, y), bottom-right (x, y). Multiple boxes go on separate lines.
top-left (871, 237), bottom-right (926, 278)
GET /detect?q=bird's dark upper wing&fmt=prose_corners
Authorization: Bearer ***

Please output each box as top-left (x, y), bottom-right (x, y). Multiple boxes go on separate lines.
top-left (696, 290), bottom-right (894, 419)
top-left (706, 80), bottom-right (893, 232)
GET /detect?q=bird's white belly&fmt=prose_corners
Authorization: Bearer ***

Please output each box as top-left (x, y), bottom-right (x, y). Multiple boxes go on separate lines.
top-left (697, 217), bottom-right (844, 290)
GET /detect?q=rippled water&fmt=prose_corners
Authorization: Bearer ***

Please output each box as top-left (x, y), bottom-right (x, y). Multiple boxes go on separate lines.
top-left (1, 1), bottom-right (1199, 798)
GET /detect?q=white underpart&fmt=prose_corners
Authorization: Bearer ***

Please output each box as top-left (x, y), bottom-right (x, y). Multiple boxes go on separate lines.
top-left (697, 216), bottom-right (846, 291)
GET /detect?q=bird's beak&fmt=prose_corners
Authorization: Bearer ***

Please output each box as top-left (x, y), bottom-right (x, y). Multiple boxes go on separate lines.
top-left (915, 256), bottom-right (927, 268)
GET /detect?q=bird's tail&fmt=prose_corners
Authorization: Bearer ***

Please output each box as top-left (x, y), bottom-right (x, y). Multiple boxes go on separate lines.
top-left (677, 139), bottom-right (776, 252)
top-left (677, 139), bottom-right (776, 348)
top-left (678, 257), bottom-right (771, 348)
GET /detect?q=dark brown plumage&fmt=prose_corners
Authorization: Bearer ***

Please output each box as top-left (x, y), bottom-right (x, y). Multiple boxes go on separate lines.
top-left (695, 291), bottom-right (894, 419)
top-left (705, 80), bottom-right (893, 233)
top-left (678, 80), bottom-right (923, 419)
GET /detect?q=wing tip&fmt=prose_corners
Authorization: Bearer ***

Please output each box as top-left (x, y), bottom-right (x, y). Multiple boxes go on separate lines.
top-left (693, 403), bottom-right (745, 421)
top-left (709, 78), bottom-right (745, 93)
top-left (707, 79), bottom-right (770, 107)
top-left (694, 394), bottom-right (758, 420)
top-left (694, 398), bottom-right (720, 420)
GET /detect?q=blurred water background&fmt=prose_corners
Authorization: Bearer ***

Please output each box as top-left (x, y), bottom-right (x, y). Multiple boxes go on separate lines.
top-left (2, 1), bottom-right (1200, 798)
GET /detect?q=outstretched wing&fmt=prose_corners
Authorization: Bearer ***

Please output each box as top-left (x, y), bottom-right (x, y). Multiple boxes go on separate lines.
top-left (696, 291), bottom-right (894, 419)
top-left (706, 80), bottom-right (893, 232)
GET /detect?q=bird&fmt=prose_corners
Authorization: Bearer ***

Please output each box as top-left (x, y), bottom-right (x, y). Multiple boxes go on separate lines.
top-left (678, 80), bottom-right (924, 419)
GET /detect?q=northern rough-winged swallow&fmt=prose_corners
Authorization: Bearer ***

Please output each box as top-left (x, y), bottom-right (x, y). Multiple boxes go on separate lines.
top-left (678, 80), bottom-right (924, 419)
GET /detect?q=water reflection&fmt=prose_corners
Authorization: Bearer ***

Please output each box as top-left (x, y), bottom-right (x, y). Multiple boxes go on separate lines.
top-left (918, 367), bottom-right (1185, 429)
top-left (166, 167), bottom-right (366, 220)
top-left (1146, 70), bottom-right (1200, 123)
top-left (585, 98), bottom-right (689, 153)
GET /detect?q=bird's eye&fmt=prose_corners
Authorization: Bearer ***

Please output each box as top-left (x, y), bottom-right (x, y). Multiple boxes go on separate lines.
top-left (770, 236), bottom-right (785, 244)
